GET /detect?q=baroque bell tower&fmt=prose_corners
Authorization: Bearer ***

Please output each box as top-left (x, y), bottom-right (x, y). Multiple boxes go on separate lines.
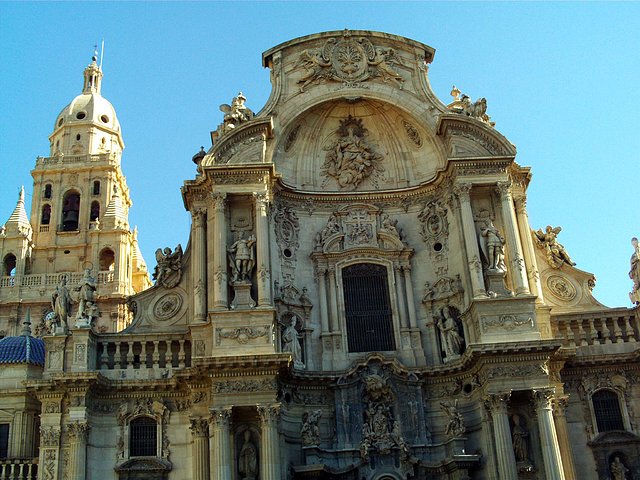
top-left (0, 50), bottom-right (151, 334)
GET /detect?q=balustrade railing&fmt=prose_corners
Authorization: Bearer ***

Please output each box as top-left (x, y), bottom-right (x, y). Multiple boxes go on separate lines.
top-left (552, 310), bottom-right (638, 348)
top-left (0, 271), bottom-right (114, 289)
top-left (0, 459), bottom-right (37, 480)
top-left (96, 334), bottom-right (191, 370)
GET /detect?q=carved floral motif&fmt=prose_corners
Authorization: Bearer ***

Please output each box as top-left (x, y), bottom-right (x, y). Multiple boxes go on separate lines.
top-left (546, 275), bottom-right (576, 301)
top-left (216, 326), bottom-right (268, 345)
top-left (153, 293), bottom-right (183, 320)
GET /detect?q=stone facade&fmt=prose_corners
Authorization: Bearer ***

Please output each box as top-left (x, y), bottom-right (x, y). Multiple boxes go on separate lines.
top-left (0, 30), bottom-right (639, 480)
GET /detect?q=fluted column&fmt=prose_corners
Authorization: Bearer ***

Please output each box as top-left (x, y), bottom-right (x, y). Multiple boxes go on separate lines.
top-left (454, 183), bottom-right (486, 297)
top-left (190, 417), bottom-right (210, 480)
top-left (67, 421), bottom-right (90, 480)
top-left (403, 265), bottom-right (418, 329)
top-left (38, 425), bottom-right (61, 480)
top-left (209, 407), bottom-right (232, 480)
top-left (212, 193), bottom-right (228, 309)
top-left (533, 389), bottom-right (566, 480)
top-left (328, 267), bottom-right (339, 333)
top-left (257, 404), bottom-right (282, 480)
top-left (485, 393), bottom-right (518, 479)
top-left (394, 265), bottom-right (409, 329)
top-left (497, 182), bottom-right (529, 295)
top-left (192, 208), bottom-right (207, 322)
top-left (316, 267), bottom-right (329, 334)
top-left (514, 194), bottom-right (544, 302)
top-left (254, 193), bottom-right (272, 307)
top-left (552, 396), bottom-right (576, 480)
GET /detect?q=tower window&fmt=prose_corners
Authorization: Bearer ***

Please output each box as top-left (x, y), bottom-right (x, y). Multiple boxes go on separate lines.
top-left (61, 191), bottom-right (80, 231)
top-left (99, 249), bottom-right (115, 271)
top-left (44, 184), bottom-right (52, 199)
top-left (57, 118), bottom-right (63, 127)
top-left (93, 181), bottom-right (101, 195)
top-left (76, 112), bottom-right (86, 120)
top-left (100, 115), bottom-right (109, 123)
top-left (2, 255), bottom-right (17, 276)
top-left (343, 263), bottom-right (395, 352)
top-left (0, 424), bottom-right (9, 459)
top-left (41, 204), bottom-right (51, 225)
top-left (90, 201), bottom-right (100, 222)
top-left (592, 389), bottom-right (625, 432)
top-left (129, 417), bottom-right (157, 457)
top-left (76, 134), bottom-right (81, 141)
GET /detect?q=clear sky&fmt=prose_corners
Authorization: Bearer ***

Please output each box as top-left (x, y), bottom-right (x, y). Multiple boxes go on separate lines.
top-left (1, 2), bottom-right (638, 308)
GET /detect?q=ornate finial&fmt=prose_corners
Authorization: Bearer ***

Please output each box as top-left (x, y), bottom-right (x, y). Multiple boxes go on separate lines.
top-left (21, 307), bottom-right (32, 336)
top-left (19, 185), bottom-right (25, 202)
top-left (450, 85), bottom-right (461, 101)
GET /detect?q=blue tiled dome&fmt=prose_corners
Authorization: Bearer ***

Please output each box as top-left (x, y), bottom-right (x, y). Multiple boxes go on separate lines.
top-left (0, 334), bottom-right (45, 366)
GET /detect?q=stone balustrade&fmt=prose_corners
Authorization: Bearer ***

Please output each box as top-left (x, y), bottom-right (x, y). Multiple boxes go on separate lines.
top-left (96, 333), bottom-right (191, 371)
top-left (0, 271), bottom-right (114, 290)
top-left (35, 152), bottom-right (118, 166)
top-left (0, 459), bottom-right (37, 480)
top-left (552, 309), bottom-right (638, 348)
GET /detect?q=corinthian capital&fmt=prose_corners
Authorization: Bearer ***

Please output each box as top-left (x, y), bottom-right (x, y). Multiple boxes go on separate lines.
top-left (212, 192), bottom-right (227, 211)
top-left (453, 182), bottom-right (472, 201)
top-left (257, 403), bottom-right (281, 426)
top-left (484, 392), bottom-right (511, 414)
top-left (209, 406), bottom-right (232, 428)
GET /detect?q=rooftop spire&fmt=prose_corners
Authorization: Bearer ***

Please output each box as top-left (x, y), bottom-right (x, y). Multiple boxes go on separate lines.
top-left (20, 308), bottom-right (33, 337)
top-left (82, 45), bottom-right (103, 94)
top-left (4, 186), bottom-right (31, 234)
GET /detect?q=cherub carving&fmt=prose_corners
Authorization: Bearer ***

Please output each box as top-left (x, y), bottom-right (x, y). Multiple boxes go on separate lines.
top-left (219, 92), bottom-right (254, 134)
top-left (534, 226), bottom-right (575, 268)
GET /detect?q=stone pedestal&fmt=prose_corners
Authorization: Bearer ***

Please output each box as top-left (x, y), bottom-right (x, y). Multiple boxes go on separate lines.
top-left (231, 282), bottom-right (256, 309)
top-left (485, 269), bottom-right (511, 297)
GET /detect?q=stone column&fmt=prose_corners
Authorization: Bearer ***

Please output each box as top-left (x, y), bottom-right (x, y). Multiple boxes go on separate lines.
top-left (316, 267), bottom-right (329, 334)
top-left (67, 421), bottom-right (90, 480)
top-left (257, 404), bottom-right (282, 480)
top-left (454, 183), bottom-right (486, 297)
top-left (394, 265), bottom-right (409, 329)
top-left (485, 393), bottom-right (518, 479)
top-left (212, 193), bottom-right (228, 309)
top-left (328, 267), bottom-right (339, 333)
top-left (403, 265), bottom-right (418, 329)
top-left (190, 417), bottom-right (210, 480)
top-left (552, 396), bottom-right (577, 480)
top-left (38, 425), bottom-right (61, 480)
top-left (254, 193), bottom-right (272, 307)
top-left (209, 407), bottom-right (232, 480)
top-left (533, 389), bottom-right (566, 480)
top-left (192, 208), bottom-right (207, 322)
top-left (497, 182), bottom-right (530, 295)
top-left (514, 194), bottom-right (544, 302)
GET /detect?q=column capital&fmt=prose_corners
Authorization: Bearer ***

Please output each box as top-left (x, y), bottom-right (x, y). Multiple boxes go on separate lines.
top-left (453, 182), bottom-right (472, 201)
top-left (552, 395), bottom-right (569, 417)
top-left (484, 392), bottom-right (511, 414)
top-left (212, 192), bottom-right (227, 211)
top-left (40, 425), bottom-right (61, 447)
top-left (209, 406), bottom-right (232, 428)
top-left (190, 417), bottom-right (210, 437)
top-left (513, 194), bottom-right (528, 213)
top-left (532, 388), bottom-right (555, 411)
top-left (257, 403), bottom-right (281, 426)
top-left (253, 191), bottom-right (270, 206)
top-left (66, 421), bottom-right (90, 442)
top-left (496, 181), bottom-right (512, 198)
top-left (192, 208), bottom-right (207, 226)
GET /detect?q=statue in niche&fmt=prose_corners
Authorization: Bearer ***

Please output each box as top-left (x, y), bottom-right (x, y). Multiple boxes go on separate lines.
top-left (75, 267), bottom-right (99, 326)
top-left (478, 218), bottom-right (506, 272)
top-left (440, 400), bottom-right (465, 438)
top-left (511, 414), bottom-right (530, 463)
top-left (322, 116), bottom-right (384, 191)
top-left (301, 410), bottom-right (322, 446)
top-left (281, 315), bottom-right (304, 369)
top-left (610, 456), bottom-right (629, 480)
top-left (437, 305), bottom-right (465, 360)
top-left (219, 92), bottom-right (254, 134)
top-left (380, 213), bottom-right (401, 239)
top-left (238, 430), bottom-right (258, 480)
top-left (153, 244), bottom-right (183, 288)
top-left (228, 232), bottom-right (256, 283)
top-left (320, 214), bottom-right (341, 243)
top-left (51, 276), bottom-right (72, 332)
top-left (630, 237), bottom-right (640, 304)
top-left (534, 225), bottom-right (576, 268)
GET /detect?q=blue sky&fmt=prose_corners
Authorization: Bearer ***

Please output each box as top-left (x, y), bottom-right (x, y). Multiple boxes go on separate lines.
top-left (1, 2), bottom-right (638, 308)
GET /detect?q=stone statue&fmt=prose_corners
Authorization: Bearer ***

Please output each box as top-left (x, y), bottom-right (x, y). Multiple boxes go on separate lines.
top-left (51, 276), bottom-right (72, 332)
top-left (629, 237), bottom-right (640, 304)
top-left (437, 306), bottom-right (465, 360)
top-left (479, 219), bottom-right (506, 271)
top-left (75, 267), bottom-right (98, 326)
top-left (282, 315), bottom-right (304, 368)
top-left (301, 410), bottom-right (321, 446)
top-left (534, 226), bottom-right (576, 268)
top-left (511, 414), bottom-right (529, 463)
top-left (380, 213), bottom-right (400, 238)
top-left (228, 233), bottom-right (256, 283)
top-left (320, 214), bottom-right (341, 243)
top-left (238, 430), bottom-right (258, 480)
top-left (296, 49), bottom-right (332, 92)
top-left (440, 400), bottom-right (465, 438)
top-left (219, 92), bottom-right (254, 134)
top-left (610, 456), bottom-right (629, 480)
top-left (449, 88), bottom-right (495, 126)
top-left (153, 244), bottom-right (183, 288)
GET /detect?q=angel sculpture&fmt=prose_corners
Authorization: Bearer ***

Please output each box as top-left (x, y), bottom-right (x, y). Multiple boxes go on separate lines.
top-left (219, 92), bottom-right (254, 133)
top-left (534, 226), bottom-right (575, 268)
top-left (296, 49), bottom-right (331, 92)
top-left (153, 244), bottom-right (183, 288)
top-left (440, 400), bottom-right (465, 438)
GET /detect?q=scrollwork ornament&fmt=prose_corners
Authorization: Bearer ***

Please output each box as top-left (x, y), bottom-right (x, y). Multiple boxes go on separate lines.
top-left (40, 426), bottom-right (61, 447)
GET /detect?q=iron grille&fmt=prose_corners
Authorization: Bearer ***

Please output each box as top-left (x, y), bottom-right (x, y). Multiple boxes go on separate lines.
top-left (593, 390), bottom-right (625, 432)
top-left (343, 263), bottom-right (395, 353)
top-left (129, 417), bottom-right (157, 457)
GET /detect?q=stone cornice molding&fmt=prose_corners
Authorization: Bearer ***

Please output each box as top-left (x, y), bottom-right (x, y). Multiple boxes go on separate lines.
top-left (209, 117), bottom-right (273, 164)
top-left (437, 114), bottom-right (517, 157)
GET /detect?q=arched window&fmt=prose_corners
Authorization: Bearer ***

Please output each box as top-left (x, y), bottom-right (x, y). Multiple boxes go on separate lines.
top-left (2, 254), bottom-right (16, 276)
top-left (343, 263), bottom-right (395, 352)
top-left (61, 190), bottom-right (80, 231)
top-left (43, 184), bottom-right (52, 199)
top-left (90, 201), bottom-right (100, 222)
top-left (99, 249), bottom-right (115, 271)
top-left (129, 417), bottom-right (157, 457)
top-left (93, 181), bottom-right (101, 195)
top-left (592, 389), bottom-right (625, 432)
top-left (41, 204), bottom-right (51, 225)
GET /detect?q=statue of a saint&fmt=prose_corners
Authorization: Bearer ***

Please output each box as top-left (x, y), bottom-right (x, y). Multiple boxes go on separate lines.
top-left (479, 220), bottom-right (506, 271)
top-left (228, 233), bottom-right (256, 283)
top-left (51, 276), bottom-right (72, 331)
top-left (629, 237), bottom-right (640, 304)
top-left (75, 267), bottom-right (98, 324)
top-left (282, 315), bottom-right (304, 368)
top-left (610, 456), bottom-right (629, 480)
top-left (238, 430), bottom-right (258, 480)
top-left (511, 414), bottom-right (529, 463)
top-left (301, 410), bottom-right (321, 446)
top-left (437, 306), bottom-right (465, 359)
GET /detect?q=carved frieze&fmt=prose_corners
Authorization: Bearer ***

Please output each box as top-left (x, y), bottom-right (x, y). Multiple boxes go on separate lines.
top-left (485, 364), bottom-right (547, 380)
top-left (216, 326), bottom-right (269, 345)
top-left (213, 378), bottom-right (278, 394)
top-left (481, 314), bottom-right (533, 332)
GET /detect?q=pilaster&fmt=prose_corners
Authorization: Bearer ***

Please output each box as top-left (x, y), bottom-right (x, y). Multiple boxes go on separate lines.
top-left (192, 208), bottom-right (207, 323)
top-left (212, 193), bottom-right (228, 310)
top-left (454, 183), bottom-right (486, 298)
top-left (190, 417), bottom-right (210, 480)
top-left (552, 396), bottom-right (576, 480)
top-left (254, 192), bottom-right (272, 307)
top-left (513, 194), bottom-right (544, 302)
top-left (66, 421), bottom-right (90, 480)
top-left (257, 403), bottom-right (282, 480)
top-left (497, 182), bottom-right (529, 295)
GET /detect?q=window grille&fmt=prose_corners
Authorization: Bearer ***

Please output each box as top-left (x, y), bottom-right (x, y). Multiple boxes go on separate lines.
top-left (0, 424), bottom-right (8, 459)
top-left (593, 390), bottom-right (625, 432)
top-left (129, 417), bottom-right (157, 457)
top-left (343, 263), bottom-right (395, 352)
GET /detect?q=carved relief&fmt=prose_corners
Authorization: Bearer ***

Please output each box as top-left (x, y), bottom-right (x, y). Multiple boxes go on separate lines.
top-left (481, 314), bottom-right (533, 331)
top-left (274, 204), bottom-right (300, 261)
top-left (213, 378), bottom-right (277, 394)
top-left (217, 92), bottom-right (254, 137)
top-left (435, 305), bottom-right (466, 362)
top-left (533, 226), bottom-right (576, 268)
top-left (485, 364), bottom-right (547, 380)
top-left (321, 116), bottom-right (384, 191)
top-left (402, 120), bottom-right (422, 147)
top-left (344, 208), bottom-right (377, 248)
top-left (449, 86), bottom-right (495, 127)
top-left (422, 275), bottom-right (463, 304)
top-left (440, 400), bottom-right (465, 438)
top-left (418, 200), bottom-right (449, 245)
top-left (284, 124), bottom-right (301, 152)
top-left (153, 293), bottom-right (183, 320)
top-left (301, 410), bottom-right (322, 446)
top-left (40, 426), bottom-right (61, 447)
top-left (153, 245), bottom-right (183, 288)
top-left (546, 275), bottom-right (577, 301)
top-left (217, 326), bottom-right (269, 345)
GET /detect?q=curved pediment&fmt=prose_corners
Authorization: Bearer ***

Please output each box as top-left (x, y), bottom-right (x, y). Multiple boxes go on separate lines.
top-left (437, 114), bottom-right (517, 158)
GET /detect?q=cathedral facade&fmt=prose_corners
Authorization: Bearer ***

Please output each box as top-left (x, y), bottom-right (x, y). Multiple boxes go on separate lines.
top-left (0, 30), bottom-right (639, 480)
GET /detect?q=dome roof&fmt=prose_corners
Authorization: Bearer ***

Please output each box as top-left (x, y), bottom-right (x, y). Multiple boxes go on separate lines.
top-left (0, 334), bottom-right (45, 366)
top-left (54, 91), bottom-right (121, 133)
